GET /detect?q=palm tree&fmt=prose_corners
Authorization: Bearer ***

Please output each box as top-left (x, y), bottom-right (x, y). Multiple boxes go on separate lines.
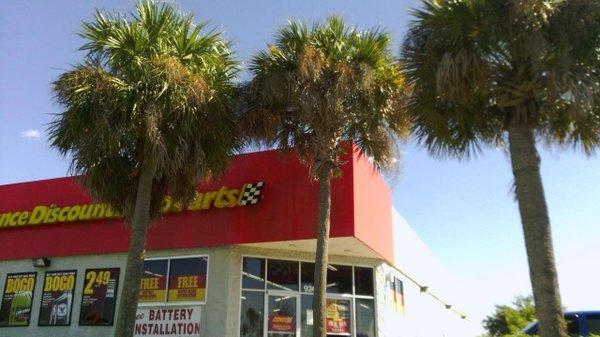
top-left (244, 17), bottom-right (410, 337)
top-left (48, 2), bottom-right (240, 336)
top-left (401, 1), bottom-right (600, 337)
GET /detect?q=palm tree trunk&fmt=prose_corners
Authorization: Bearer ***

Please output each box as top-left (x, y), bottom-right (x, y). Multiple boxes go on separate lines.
top-left (507, 120), bottom-right (568, 337)
top-left (114, 157), bottom-right (156, 337)
top-left (312, 163), bottom-right (332, 337)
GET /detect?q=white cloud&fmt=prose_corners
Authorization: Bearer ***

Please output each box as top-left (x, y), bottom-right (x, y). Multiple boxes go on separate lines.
top-left (21, 129), bottom-right (41, 139)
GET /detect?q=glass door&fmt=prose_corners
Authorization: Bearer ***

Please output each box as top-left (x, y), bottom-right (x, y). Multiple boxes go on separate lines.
top-left (265, 292), bottom-right (299, 337)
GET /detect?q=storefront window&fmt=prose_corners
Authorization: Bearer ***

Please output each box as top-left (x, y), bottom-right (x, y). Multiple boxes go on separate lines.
top-left (326, 265), bottom-right (352, 294)
top-left (139, 256), bottom-right (208, 304)
top-left (354, 267), bottom-right (374, 296)
top-left (240, 291), bottom-right (264, 337)
top-left (139, 259), bottom-right (168, 303)
top-left (355, 298), bottom-right (376, 337)
top-left (239, 258), bottom-right (376, 337)
top-left (300, 262), bottom-right (315, 293)
top-left (243, 257), bottom-right (266, 290)
top-left (267, 294), bottom-right (297, 337)
top-left (267, 260), bottom-right (299, 291)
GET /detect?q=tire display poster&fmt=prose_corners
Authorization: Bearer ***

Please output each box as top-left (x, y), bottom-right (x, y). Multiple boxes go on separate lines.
top-left (134, 306), bottom-right (201, 336)
top-left (326, 299), bottom-right (351, 335)
top-left (79, 268), bottom-right (119, 326)
top-left (38, 270), bottom-right (76, 326)
top-left (0, 272), bottom-right (37, 327)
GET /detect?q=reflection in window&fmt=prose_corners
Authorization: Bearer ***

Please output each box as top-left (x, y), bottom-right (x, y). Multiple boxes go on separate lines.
top-left (356, 298), bottom-right (376, 337)
top-left (167, 257), bottom-right (208, 302)
top-left (243, 257), bottom-right (266, 290)
top-left (326, 265), bottom-right (352, 294)
top-left (240, 291), bottom-right (264, 337)
top-left (267, 260), bottom-right (299, 291)
top-left (587, 314), bottom-right (600, 335)
top-left (301, 295), bottom-right (314, 337)
top-left (354, 267), bottom-right (374, 296)
top-left (139, 259), bottom-right (168, 302)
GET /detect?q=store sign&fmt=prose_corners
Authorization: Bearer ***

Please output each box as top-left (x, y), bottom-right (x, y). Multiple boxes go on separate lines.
top-left (326, 299), bottom-right (351, 335)
top-left (0, 272), bottom-right (36, 326)
top-left (139, 274), bottom-right (167, 303)
top-left (0, 182), bottom-right (264, 230)
top-left (134, 306), bottom-right (201, 337)
top-left (38, 270), bottom-right (76, 326)
top-left (79, 268), bottom-right (120, 326)
top-left (168, 274), bottom-right (206, 302)
top-left (268, 314), bottom-right (295, 332)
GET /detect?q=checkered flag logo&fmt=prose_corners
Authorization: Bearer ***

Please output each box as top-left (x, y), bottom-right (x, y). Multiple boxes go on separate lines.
top-left (239, 182), bottom-right (264, 206)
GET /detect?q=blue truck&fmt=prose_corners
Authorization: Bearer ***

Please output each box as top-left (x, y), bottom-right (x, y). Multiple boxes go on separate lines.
top-left (522, 311), bottom-right (600, 336)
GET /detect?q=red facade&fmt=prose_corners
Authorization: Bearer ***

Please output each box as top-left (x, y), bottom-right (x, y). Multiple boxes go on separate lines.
top-left (0, 148), bottom-right (394, 263)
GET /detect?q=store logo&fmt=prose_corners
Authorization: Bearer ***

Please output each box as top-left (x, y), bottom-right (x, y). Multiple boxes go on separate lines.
top-left (0, 182), bottom-right (265, 230)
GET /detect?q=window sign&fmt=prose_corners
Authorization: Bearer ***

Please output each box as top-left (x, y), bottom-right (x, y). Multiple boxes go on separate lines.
top-left (392, 277), bottom-right (405, 313)
top-left (167, 257), bottom-right (208, 302)
top-left (38, 270), bottom-right (76, 326)
top-left (139, 260), bottom-right (168, 303)
top-left (79, 268), bottom-right (120, 326)
top-left (139, 256), bottom-right (208, 304)
top-left (267, 294), bottom-right (296, 334)
top-left (326, 299), bottom-right (351, 335)
top-left (0, 272), bottom-right (36, 327)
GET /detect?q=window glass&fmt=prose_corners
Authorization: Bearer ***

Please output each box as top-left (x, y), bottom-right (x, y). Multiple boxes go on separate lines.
top-left (356, 298), bottom-right (376, 337)
top-left (326, 298), bottom-right (351, 336)
top-left (139, 259), bottom-right (168, 302)
top-left (566, 315), bottom-right (580, 336)
top-left (301, 295), bottom-right (314, 337)
top-left (243, 258), bottom-right (266, 290)
top-left (267, 260), bottom-right (299, 291)
top-left (586, 314), bottom-right (600, 334)
top-left (301, 262), bottom-right (315, 293)
top-left (326, 265), bottom-right (352, 294)
top-left (354, 267), bottom-right (374, 296)
top-left (167, 257), bottom-right (208, 302)
top-left (267, 294), bottom-right (297, 336)
top-left (240, 291), bottom-right (264, 337)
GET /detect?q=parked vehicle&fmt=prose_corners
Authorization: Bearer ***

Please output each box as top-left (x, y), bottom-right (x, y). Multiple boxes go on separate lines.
top-left (522, 311), bottom-right (600, 336)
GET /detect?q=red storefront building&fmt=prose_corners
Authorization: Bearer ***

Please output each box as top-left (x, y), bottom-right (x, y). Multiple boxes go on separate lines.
top-left (0, 148), bottom-right (469, 337)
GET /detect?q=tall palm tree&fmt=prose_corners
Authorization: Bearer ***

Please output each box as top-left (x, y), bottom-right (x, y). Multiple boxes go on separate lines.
top-left (244, 17), bottom-right (410, 337)
top-left (48, 2), bottom-right (240, 336)
top-left (401, 1), bottom-right (600, 337)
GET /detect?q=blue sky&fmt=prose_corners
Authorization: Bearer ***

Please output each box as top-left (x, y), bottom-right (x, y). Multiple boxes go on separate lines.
top-left (1, 0), bottom-right (599, 334)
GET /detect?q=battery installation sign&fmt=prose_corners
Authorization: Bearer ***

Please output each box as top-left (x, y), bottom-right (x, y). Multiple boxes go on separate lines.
top-left (0, 182), bottom-right (264, 230)
top-left (38, 270), bottom-right (77, 326)
top-left (0, 272), bottom-right (37, 327)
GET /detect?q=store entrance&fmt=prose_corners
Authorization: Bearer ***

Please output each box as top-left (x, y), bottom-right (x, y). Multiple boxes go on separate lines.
top-left (265, 291), bottom-right (299, 337)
